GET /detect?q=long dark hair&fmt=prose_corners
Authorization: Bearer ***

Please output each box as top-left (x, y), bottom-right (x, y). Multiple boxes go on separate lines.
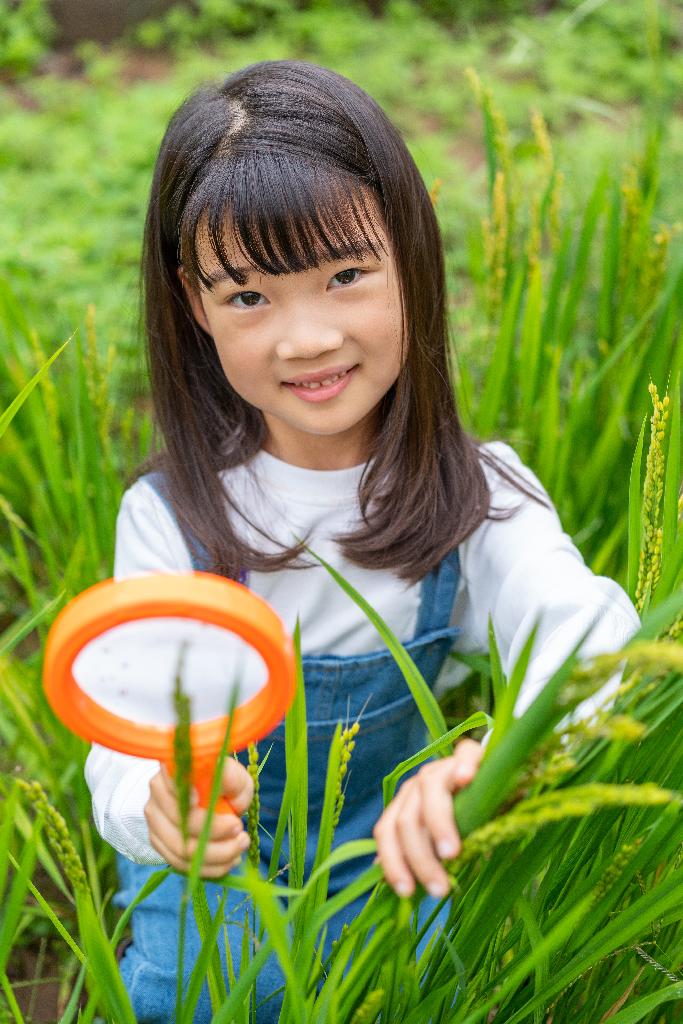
top-left (139, 59), bottom-right (550, 583)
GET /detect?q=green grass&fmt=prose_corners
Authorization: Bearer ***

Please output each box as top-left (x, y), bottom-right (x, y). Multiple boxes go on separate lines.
top-left (1, 187), bottom-right (681, 1024)
top-left (0, 1), bottom-right (682, 1019)
top-left (1, 1), bottom-right (682, 397)
top-left (2, 532), bottom-right (681, 1019)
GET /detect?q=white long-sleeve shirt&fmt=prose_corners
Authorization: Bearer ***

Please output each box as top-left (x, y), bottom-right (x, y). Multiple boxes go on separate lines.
top-left (85, 441), bottom-right (640, 863)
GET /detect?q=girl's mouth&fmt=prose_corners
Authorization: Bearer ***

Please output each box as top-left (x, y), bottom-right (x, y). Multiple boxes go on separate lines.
top-left (283, 365), bottom-right (358, 403)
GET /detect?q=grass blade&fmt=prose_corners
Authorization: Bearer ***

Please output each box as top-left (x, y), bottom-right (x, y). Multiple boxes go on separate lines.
top-left (7, 852), bottom-right (85, 964)
top-left (518, 261), bottom-right (543, 424)
top-left (178, 887), bottom-right (229, 1024)
top-left (0, 337), bottom-right (70, 441)
top-left (478, 265), bottom-right (525, 438)
top-left (75, 891), bottom-right (136, 1024)
top-left (285, 620), bottom-right (308, 890)
top-left (247, 868), bottom-right (307, 1024)
top-left (606, 982), bottom-right (683, 1023)
top-left (454, 621), bottom-right (596, 837)
top-left (0, 816), bottom-right (40, 975)
top-left (627, 415), bottom-right (647, 600)
top-left (485, 618), bottom-right (540, 755)
top-left (661, 374), bottom-right (680, 568)
top-left (382, 713), bottom-right (491, 805)
top-left (307, 547), bottom-right (447, 741)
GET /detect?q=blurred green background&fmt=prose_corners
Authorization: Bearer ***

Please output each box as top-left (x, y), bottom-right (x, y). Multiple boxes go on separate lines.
top-left (1, 0), bottom-right (681, 407)
top-left (1, 6), bottom-right (682, 1017)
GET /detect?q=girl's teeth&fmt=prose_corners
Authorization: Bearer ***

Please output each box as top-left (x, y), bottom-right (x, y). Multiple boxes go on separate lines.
top-left (299, 371), bottom-right (345, 389)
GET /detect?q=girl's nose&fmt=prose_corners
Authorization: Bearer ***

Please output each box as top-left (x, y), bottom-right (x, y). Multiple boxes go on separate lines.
top-left (275, 318), bottom-right (344, 362)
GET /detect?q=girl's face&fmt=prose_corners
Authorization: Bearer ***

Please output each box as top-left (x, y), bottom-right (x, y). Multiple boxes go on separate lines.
top-left (182, 214), bottom-right (404, 470)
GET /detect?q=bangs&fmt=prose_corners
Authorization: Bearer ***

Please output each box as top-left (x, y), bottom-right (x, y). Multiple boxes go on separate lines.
top-left (179, 150), bottom-right (387, 288)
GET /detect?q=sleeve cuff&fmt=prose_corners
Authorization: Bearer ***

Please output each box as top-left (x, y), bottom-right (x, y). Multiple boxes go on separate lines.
top-left (86, 747), bottom-right (166, 865)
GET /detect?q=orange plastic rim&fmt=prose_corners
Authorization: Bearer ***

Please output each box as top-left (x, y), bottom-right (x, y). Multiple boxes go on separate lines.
top-left (43, 572), bottom-right (296, 764)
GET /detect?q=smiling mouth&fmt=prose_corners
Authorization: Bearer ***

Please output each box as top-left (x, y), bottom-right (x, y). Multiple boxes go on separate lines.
top-left (296, 371), bottom-right (348, 390)
top-left (284, 366), bottom-right (358, 390)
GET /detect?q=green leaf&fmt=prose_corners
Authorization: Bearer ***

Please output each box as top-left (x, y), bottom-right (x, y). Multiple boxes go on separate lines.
top-left (485, 617), bottom-right (541, 755)
top-left (0, 336), bottom-right (70, 441)
top-left (311, 723), bottom-right (343, 879)
top-left (177, 887), bottom-right (229, 1023)
top-left (76, 890), bottom-right (136, 1024)
top-left (7, 851), bottom-right (85, 964)
top-left (286, 620), bottom-right (308, 890)
top-left (195, 884), bottom-right (229, 1010)
top-left (57, 963), bottom-right (87, 1024)
top-left (556, 171), bottom-right (608, 352)
top-left (606, 982), bottom-right (683, 1023)
top-left (382, 713), bottom-right (491, 805)
top-left (519, 261), bottom-right (543, 424)
top-left (516, 896), bottom-right (547, 1024)
top-left (501, 869), bottom-right (683, 1024)
top-left (0, 813), bottom-right (40, 975)
top-left (535, 344), bottom-right (562, 488)
top-left (478, 265), bottom-right (525, 437)
top-left (627, 414), bottom-right (647, 600)
top-left (0, 784), bottom-right (18, 904)
top-left (0, 970), bottom-right (25, 1024)
top-left (487, 612), bottom-right (506, 714)
top-left (247, 868), bottom-right (307, 1024)
top-left (454, 620), bottom-right (595, 837)
top-left (661, 374), bottom-right (681, 568)
top-left (306, 546), bottom-right (447, 741)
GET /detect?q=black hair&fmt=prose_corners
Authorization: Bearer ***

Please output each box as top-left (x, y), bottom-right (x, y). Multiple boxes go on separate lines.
top-left (139, 59), bottom-right (550, 582)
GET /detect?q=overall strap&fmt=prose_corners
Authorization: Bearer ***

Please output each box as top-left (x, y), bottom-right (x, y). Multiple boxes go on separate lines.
top-left (142, 471), bottom-right (247, 583)
top-left (413, 548), bottom-right (461, 637)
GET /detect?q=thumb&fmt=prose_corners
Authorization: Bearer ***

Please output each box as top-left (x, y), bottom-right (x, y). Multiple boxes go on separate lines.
top-left (220, 758), bottom-right (254, 815)
top-left (447, 738), bottom-right (484, 790)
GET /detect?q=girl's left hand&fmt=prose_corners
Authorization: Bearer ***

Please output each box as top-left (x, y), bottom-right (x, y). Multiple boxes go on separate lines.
top-left (373, 738), bottom-right (483, 899)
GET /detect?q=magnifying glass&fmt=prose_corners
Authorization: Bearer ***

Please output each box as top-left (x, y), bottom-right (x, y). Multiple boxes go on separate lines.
top-left (43, 572), bottom-right (296, 813)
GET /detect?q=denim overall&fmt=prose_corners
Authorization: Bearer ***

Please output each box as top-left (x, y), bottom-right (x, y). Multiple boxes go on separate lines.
top-left (114, 473), bottom-right (462, 1022)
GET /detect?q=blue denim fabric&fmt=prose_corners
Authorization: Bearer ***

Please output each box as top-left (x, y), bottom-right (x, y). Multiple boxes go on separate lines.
top-left (114, 472), bottom-right (462, 1022)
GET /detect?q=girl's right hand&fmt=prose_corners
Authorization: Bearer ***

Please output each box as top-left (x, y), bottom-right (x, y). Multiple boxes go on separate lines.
top-left (144, 760), bottom-right (254, 878)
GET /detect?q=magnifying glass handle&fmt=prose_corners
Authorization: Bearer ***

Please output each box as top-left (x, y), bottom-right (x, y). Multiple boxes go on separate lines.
top-left (165, 761), bottom-right (236, 817)
top-left (192, 764), bottom-right (236, 817)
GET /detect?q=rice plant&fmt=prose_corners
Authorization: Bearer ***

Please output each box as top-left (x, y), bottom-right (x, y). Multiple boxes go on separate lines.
top-left (0, 71), bottom-right (681, 1021)
top-left (3, 520), bottom-right (681, 1021)
top-left (456, 68), bottom-right (682, 584)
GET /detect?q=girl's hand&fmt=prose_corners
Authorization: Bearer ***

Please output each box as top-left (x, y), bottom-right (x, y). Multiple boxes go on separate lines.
top-left (373, 738), bottom-right (483, 898)
top-left (145, 760), bottom-right (254, 878)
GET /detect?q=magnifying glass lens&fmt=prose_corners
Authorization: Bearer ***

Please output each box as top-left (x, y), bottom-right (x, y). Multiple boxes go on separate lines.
top-left (73, 617), bottom-right (268, 726)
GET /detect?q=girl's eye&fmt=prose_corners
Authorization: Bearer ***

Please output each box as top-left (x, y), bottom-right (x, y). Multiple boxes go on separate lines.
top-left (228, 291), bottom-right (265, 309)
top-left (331, 268), bottom-right (363, 287)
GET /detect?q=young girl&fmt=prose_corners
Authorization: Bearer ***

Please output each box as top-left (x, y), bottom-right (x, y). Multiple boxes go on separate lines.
top-left (85, 59), bottom-right (640, 1022)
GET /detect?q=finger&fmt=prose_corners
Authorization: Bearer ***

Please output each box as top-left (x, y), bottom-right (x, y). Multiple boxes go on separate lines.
top-left (148, 830), bottom-right (246, 880)
top-left (160, 800), bottom-right (245, 841)
top-left (220, 759), bottom-right (254, 815)
top-left (373, 788), bottom-right (416, 898)
top-left (145, 799), bottom-right (193, 865)
top-left (150, 774), bottom-right (245, 840)
top-left (149, 768), bottom-right (188, 821)
top-left (147, 828), bottom-right (190, 875)
top-left (176, 831), bottom-right (250, 867)
top-left (417, 760), bottom-right (469, 860)
top-left (419, 741), bottom-right (483, 859)
top-left (146, 799), bottom-right (250, 868)
top-left (185, 806), bottom-right (245, 841)
top-left (158, 763), bottom-right (180, 798)
top-left (200, 833), bottom-right (251, 868)
top-left (199, 853), bottom-right (247, 880)
top-left (395, 783), bottom-right (451, 899)
top-left (450, 739), bottom-right (484, 786)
